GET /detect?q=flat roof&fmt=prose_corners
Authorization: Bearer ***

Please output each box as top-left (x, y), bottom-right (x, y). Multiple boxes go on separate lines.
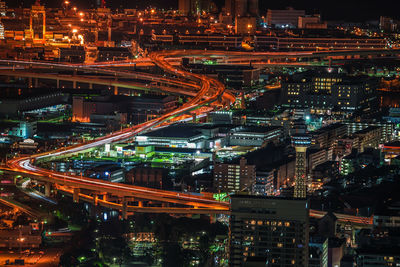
top-left (140, 124), bottom-right (203, 139)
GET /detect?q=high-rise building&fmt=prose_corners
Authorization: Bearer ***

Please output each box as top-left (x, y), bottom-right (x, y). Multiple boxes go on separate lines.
top-left (292, 134), bottom-right (311, 198)
top-left (225, 0), bottom-right (258, 17)
top-left (30, 1), bottom-right (46, 40)
top-left (214, 157), bottom-right (255, 193)
top-left (0, 21), bottom-right (4, 40)
top-left (179, 0), bottom-right (191, 15)
top-left (0, 1), bottom-right (6, 16)
top-left (282, 71), bottom-right (378, 113)
top-left (179, 0), bottom-right (212, 16)
top-left (230, 195), bottom-right (309, 267)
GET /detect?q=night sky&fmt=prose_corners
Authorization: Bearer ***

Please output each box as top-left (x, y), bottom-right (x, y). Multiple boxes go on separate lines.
top-left (6, 0), bottom-right (400, 21)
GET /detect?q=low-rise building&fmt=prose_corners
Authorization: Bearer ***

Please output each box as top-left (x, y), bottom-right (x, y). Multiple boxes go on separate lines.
top-left (0, 226), bottom-right (42, 248)
top-left (229, 126), bottom-right (282, 147)
top-left (354, 126), bottom-right (382, 152)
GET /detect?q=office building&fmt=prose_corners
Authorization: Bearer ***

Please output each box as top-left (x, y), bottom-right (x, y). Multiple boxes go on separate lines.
top-left (0, 21), bottom-right (4, 40)
top-left (179, 0), bottom-right (212, 16)
top-left (72, 95), bottom-right (176, 124)
top-left (356, 250), bottom-right (400, 266)
top-left (253, 169), bottom-right (275, 196)
top-left (282, 71), bottom-right (378, 113)
top-left (230, 195), bottom-right (309, 267)
top-left (309, 237), bottom-right (328, 267)
top-left (354, 126), bottom-right (382, 152)
top-left (0, 88), bottom-right (68, 117)
top-left (226, 0), bottom-right (258, 17)
top-left (298, 15), bottom-right (327, 29)
top-left (179, 0), bottom-right (191, 15)
top-left (126, 167), bottom-right (165, 189)
top-left (235, 16), bottom-right (256, 35)
top-left (379, 16), bottom-right (399, 32)
top-left (266, 8), bottom-right (305, 28)
top-left (9, 121), bottom-right (37, 139)
top-left (311, 124), bottom-right (347, 149)
top-left (345, 121), bottom-right (394, 144)
top-left (0, 1), bottom-right (6, 17)
top-left (292, 134), bottom-right (311, 198)
top-left (214, 157), bottom-right (255, 193)
top-left (0, 226), bottom-right (42, 248)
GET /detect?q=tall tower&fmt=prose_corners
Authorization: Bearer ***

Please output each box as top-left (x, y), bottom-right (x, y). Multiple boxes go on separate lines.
top-left (227, 0), bottom-right (259, 17)
top-left (247, 0), bottom-right (258, 16)
top-left (292, 134), bottom-right (311, 198)
top-left (30, 0), bottom-right (46, 41)
top-left (234, 0), bottom-right (247, 17)
top-left (179, 0), bottom-right (191, 15)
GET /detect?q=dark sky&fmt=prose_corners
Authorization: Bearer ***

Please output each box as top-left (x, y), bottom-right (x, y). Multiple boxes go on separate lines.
top-left (6, 0), bottom-right (400, 21)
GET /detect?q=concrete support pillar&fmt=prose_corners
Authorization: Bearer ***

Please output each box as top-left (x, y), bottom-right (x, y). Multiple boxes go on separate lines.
top-left (138, 201), bottom-right (143, 208)
top-left (44, 182), bottom-right (51, 197)
top-left (56, 79), bottom-right (60, 89)
top-left (28, 77), bottom-right (33, 88)
top-left (91, 204), bottom-right (98, 218)
top-left (121, 197), bottom-right (128, 220)
top-left (73, 81), bottom-right (77, 89)
top-left (89, 83), bottom-right (93, 89)
top-left (73, 188), bottom-right (80, 203)
top-left (35, 78), bottom-right (39, 88)
top-left (93, 194), bottom-right (98, 206)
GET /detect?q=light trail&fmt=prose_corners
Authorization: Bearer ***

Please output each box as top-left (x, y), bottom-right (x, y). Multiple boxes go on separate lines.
top-left (0, 50), bottom-right (379, 224)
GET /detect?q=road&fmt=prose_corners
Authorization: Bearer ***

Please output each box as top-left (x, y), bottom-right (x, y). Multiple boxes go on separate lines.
top-left (1, 50), bottom-right (376, 224)
top-left (5, 50), bottom-right (234, 213)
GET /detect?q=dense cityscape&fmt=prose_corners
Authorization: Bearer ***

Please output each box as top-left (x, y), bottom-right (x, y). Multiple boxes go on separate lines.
top-left (0, 0), bottom-right (399, 266)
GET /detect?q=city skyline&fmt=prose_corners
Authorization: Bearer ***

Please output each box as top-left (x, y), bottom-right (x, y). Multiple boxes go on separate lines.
top-left (5, 0), bottom-right (400, 20)
top-left (0, 0), bottom-right (399, 266)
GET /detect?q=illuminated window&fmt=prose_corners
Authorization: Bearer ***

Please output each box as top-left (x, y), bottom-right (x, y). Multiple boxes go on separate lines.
top-left (277, 243), bottom-right (283, 248)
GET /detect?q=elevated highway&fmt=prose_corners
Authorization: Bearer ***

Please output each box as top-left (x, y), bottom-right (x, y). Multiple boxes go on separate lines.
top-left (0, 50), bottom-right (373, 225)
top-left (5, 50), bottom-right (235, 218)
